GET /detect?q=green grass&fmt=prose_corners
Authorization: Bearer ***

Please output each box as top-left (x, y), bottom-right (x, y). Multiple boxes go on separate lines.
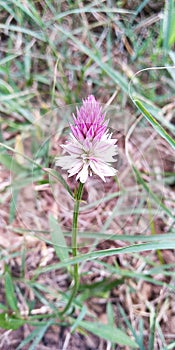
top-left (0, 0), bottom-right (175, 349)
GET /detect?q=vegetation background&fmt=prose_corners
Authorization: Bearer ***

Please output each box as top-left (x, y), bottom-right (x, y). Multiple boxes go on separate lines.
top-left (0, 0), bottom-right (175, 349)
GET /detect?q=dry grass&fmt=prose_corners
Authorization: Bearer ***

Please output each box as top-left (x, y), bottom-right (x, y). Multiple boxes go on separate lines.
top-left (0, 0), bottom-right (175, 349)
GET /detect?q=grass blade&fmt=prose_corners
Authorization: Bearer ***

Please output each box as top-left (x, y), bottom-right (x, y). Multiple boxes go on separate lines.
top-left (28, 320), bottom-right (54, 350)
top-left (0, 313), bottom-right (25, 330)
top-left (148, 310), bottom-right (157, 350)
top-left (49, 214), bottom-right (69, 262)
top-left (17, 319), bottom-right (54, 350)
top-left (56, 25), bottom-right (129, 94)
top-left (132, 165), bottom-right (174, 219)
top-left (163, 0), bottom-right (175, 51)
top-left (134, 99), bottom-right (175, 150)
top-left (38, 240), bottom-right (175, 274)
top-left (48, 168), bottom-right (73, 198)
top-left (79, 320), bottom-right (138, 347)
top-left (5, 271), bottom-right (18, 312)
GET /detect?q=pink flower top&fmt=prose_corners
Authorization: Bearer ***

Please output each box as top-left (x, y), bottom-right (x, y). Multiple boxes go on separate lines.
top-left (56, 95), bottom-right (117, 184)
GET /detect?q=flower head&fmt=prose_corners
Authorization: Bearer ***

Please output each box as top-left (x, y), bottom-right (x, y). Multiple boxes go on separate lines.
top-left (56, 95), bottom-right (117, 183)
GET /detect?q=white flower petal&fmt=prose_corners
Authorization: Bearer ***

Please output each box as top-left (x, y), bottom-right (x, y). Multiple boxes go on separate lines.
top-left (90, 159), bottom-right (116, 181)
top-left (89, 161), bottom-right (106, 182)
top-left (55, 155), bottom-right (76, 169)
top-left (98, 162), bottom-right (116, 176)
top-left (68, 160), bottom-right (83, 177)
top-left (93, 140), bottom-right (117, 162)
top-left (76, 164), bottom-right (89, 183)
top-left (62, 142), bottom-right (83, 155)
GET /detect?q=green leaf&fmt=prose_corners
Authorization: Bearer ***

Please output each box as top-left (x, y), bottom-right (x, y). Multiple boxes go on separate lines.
top-left (119, 304), bottom-right (145, 349)
top-left (148, 309), bottom-right (157, 350)
top-left (11, 228), bottom-right (175, 243)
top-left (28, 320), bottom-right (54, 350)
top-left (48, 168), bottom-right (73, 198)
top-left (49, 5), bottom-right (135, 24)
top-left (79, 321), bottom-right (138, 347)
top-left (16, 327), bottom-right (42, 349)
top-left (0, 313), bottom-right (25, 330)
top-left (0, 23), bottom-right (46, 41)
top-left (0, 153), bottom-right (26, 174)
top-left (163, 0), bottom-right (175, 51)
top-left (9, 188), bottom-right (18, 224)
top-left (0, 303), bottom-right (8, 311)
top-left (56, 25), bottom-right (129, 94)
top-left (5, 271), bottom-right (18, 312)
top-left (49, 214), bottom-right (69, 262)
top-left (71, 305), bottom-right (87, 333)
top-left (38, 240), bottom-right (175, 274)
top-left (132, 165), bottom-right (174, 219)
top-left (107, 302), bottom-right (115, 326)
top-left (80, 277), bottom-right (123, 296)
top-left (0, 53), bottom-right (20, 66)
top-left (16, 319), bottom-right (53, 350)
top-left (10, 0), bottom-right (44, 28)
top-left (134, 99), bottom-right (175, 150)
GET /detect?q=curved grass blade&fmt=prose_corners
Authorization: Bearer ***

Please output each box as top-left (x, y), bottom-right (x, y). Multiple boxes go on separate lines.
top-left (37, 240), bottom-right (175, 274)
top-left (0, 143), bottom-right (73, 197)
top-left (163, 0), bottom-right (175, 51)
top-left (5, 271), bottom-right (18, 313)
top-left (56, 25), bottom-right (129, 94)
top-left (79, 320), bottom-right (138, 348)
top-left (0, 313), bottom-right (25, 330)
top-left (132, 165), bottom-right (174, 219)
top-left (47, 168), bottom-right (73, 198)
top-left (49, 214), bottom-right (69, 262)
top-left (134, 99), bottom-right (175, 150)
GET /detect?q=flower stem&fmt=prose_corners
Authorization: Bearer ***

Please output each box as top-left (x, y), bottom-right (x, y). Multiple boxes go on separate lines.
top-left (60, 181), bottom-right (84, 315)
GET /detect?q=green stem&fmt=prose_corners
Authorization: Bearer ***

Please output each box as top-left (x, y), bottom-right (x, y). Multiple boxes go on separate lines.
top-left (60, 181), bottom-right (84, 315)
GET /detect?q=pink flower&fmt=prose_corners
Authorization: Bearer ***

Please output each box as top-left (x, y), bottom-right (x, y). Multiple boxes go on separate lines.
top-left (55, 95), bottom-right (117, 183)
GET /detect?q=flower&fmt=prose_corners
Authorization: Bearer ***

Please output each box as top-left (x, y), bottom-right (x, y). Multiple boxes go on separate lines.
top-left (55, 95), bottom-right (117, 183)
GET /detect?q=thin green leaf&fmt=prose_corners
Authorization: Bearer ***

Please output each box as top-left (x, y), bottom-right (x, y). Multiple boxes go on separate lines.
top-left (71, 305), bottom-right (87, 333)
top-left (80, 277), bottom-right (123, 295)
top-left (56, 25), bottom-right (129, 93)
top-left (99, 260), bottom-right (175, 289)
top-left (37, 240), bottom-right (175, 274)
top-left (49, 6), bottom-right (134, 24)
top-left (48, 168), bottom-right (73, 198)
top-left (17, 107), bottom-right (34, 123)
top-left (134, 99), bottom-right (175, 150)
top-left (5, 272), bottom-right (18, 312)
top-left (79, 320), bottom-right (138, 347)
top-left (163, 0), bottom-right (175, 51)
top-left (119, 304), bottom-right (145, 350)
top-left (132, 165), bottom-right (174, 219)
top-left (148, 310), bottom-right (157, 350)
top-left (0, 313), bottom-right (25, 330)
top-left (167, 342), bottom-right (175, 349)
top-left (107, 302), bottom-right (115, 326)
top-left (131, 0), bottom-right (150, 21)
top-left (0, 53), bottom-right (20, 66)
top-left (28, 320), bottom-right (54, 350)
top-left (10, 226), bottom-right (175, 243)
top-left (11, 0), bottom-right (44, 28)
top-left (49, 214), bottom-right (69, 262)
top-left (0, 24), bottom-right (46, 41)
top-left (16, 327), bottom-right (43, 350)
top-left (9, 188), bottom-right (18, 224)
top-left (17, 319), bottom-right (54, 350)
top-left (0, 0), bottom-right (18, 20)
top-left (0, 153), bottom-right (26, 174)
top-left (0, 303), bottom-right (8, 311)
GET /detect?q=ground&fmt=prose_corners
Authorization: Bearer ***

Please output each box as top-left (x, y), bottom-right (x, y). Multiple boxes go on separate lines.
top-left (0, 1), bottom-right (175, 349)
